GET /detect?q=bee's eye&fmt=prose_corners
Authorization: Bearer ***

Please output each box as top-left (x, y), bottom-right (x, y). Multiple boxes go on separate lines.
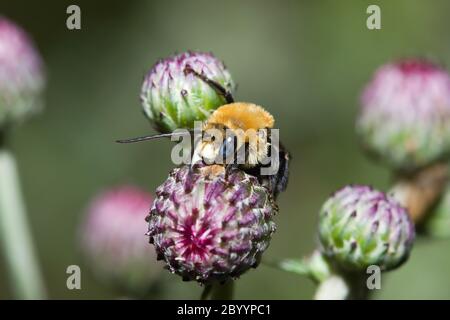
top-left (219, 135), bottom-right (237, 158)
top-left (203, 132), bottom-right (217, 142)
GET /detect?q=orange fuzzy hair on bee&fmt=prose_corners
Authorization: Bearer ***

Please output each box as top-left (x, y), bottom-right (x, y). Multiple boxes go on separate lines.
top-left (204, 103), bottom-right (274, 131)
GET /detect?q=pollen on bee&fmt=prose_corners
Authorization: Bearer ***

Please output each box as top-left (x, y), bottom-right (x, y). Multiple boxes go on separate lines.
top-left (199, 165), bottom-right (226, 178)
top-left (206, 103), bottom-right (275, 131)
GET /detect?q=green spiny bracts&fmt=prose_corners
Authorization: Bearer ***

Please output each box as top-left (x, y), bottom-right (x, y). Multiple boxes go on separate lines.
top-left (146, 163), bottom-right (277, 284)
top-left (140, 51), bottom-right (235, 133)
top-left (318, 185), bottom-right (415, 271)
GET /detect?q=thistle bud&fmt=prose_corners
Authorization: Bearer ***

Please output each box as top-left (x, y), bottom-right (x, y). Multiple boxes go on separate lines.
top-left (147, 164), bottom-right (277, 284)
top-left (140, 51), bottom-right (235, 133)
top-left (79, 186), bottom-right (161, 295)
top-left (0, 17), bottom-right (45, 127)
top-left (318, 185), bottom-right (415, 271)
top-left (357, 59), bottom-right (450, 171)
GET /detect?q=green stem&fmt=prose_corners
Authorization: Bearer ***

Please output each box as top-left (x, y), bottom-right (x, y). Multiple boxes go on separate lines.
top-left (200, 281), bottom-right (234, 300)
top-left (266, 251), bottom-right (369, 300)
top-left (314, 272), bottom-right (368, 300)
top-left (200, 285), bottom-right (213, 300)
top-left (314, 274), bottom-right (350, 300)
top-left (0, 147), bottom-right (46, 299)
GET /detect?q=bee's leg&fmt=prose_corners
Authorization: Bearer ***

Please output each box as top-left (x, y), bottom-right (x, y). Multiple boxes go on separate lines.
top-left (258, 139), bottom-right (290, 199)
top-left (224, 163), bottom-right (237, 181)
top-left (272, 144), bottom-right (290, 199)
top-left (184, 65), bottom-right (234, 104)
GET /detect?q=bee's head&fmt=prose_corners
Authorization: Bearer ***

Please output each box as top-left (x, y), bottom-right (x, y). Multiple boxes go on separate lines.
top-left (196, 127), bottom-right (271, 167)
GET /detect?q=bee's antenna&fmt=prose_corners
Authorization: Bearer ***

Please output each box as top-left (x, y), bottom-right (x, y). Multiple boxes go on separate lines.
top-left (184, 65), bottom-right (234, 104)
top-left (116, 131), bottom-right (192, 144)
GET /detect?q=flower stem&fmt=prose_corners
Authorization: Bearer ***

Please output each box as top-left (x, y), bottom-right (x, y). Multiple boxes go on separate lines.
top-left (314, 272), bottom-right (368, 300)
top-left (0, 145), bottom-right (46, 299)
top-left (200, 281), bottom-right (234, 300)
top-left (389, 163), bottom-right (448, 223)
top-left (200, 285), bottom-right (213, 300)
top-left (314, 275), bottom-right (350, 300)
top-left (268, 252), bottom-right (369, 300)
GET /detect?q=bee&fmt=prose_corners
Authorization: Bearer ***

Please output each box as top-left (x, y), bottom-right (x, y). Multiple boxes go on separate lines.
top-left (117, 66), bottom-right (290, 198)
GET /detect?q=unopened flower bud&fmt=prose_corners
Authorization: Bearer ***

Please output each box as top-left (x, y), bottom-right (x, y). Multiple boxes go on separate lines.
top-left (318, 185), bottom-right (415, 271)
top-left (141, 51), bottom-right (235, 133)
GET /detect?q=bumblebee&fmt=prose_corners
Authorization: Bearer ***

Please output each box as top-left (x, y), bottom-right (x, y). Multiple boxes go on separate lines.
top-left (118, 67), bottom-right (290, 198)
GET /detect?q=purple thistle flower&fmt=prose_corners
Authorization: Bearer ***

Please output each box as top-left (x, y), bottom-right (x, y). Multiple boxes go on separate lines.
top-left (147, 164), bottom-right (277, 284)
top-left (79, 185), bottom-right (161, 295)
top-left (357, 58), bottom-right (450, 171)
top-left (0, 17), bottom-right (45, 126)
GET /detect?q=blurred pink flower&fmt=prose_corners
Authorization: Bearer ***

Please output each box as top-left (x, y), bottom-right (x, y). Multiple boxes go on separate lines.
top-left (80, 185), bottom-right (162, 295)
top-left (357, 58), bottom-right (450, 170)
top-left (0, 16), bottom-right (45, 125)
top-left (361, 59), bottom-right (450, 122)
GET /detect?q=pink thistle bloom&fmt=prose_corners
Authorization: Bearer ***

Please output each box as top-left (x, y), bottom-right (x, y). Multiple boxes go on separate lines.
top-left (80, 186), bottom-right (161, 295)
top-left (147, 164), bottom-right (277, 284)
top-left (0, 16), bottom-right (45, 126)
top-left (357, 58), bottom-right (450, 170)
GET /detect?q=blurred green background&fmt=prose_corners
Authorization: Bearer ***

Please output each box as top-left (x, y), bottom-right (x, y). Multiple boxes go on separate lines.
top-left (1, 0), bottom-right (450, 299)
